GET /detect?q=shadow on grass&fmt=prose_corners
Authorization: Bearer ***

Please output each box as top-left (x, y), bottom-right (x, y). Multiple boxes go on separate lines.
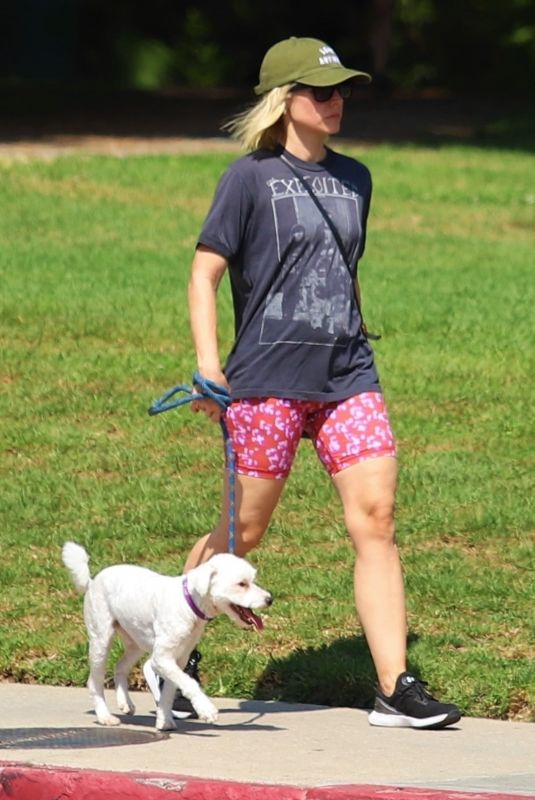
top-left (253, 634), bottom-right (423, 709)
top-left (0, 82), bottom-right (533, 154)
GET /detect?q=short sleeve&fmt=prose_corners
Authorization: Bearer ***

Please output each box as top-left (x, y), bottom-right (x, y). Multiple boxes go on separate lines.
top-left (197, 165), bottom-right (252, 261)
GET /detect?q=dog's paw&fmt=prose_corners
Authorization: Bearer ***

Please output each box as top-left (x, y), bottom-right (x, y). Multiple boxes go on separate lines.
top-left (117, 701), bottom-right (135, 715)
top-left (97, 713), bottom-right (121, 727)
top-left (155, 714), bottom-right (177, 731)
top-left (195, 700), bottom-right (219, 724)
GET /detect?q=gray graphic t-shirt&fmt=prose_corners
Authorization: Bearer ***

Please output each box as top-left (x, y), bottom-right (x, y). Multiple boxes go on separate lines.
top-left (198, 146), bottom-right (381, 401)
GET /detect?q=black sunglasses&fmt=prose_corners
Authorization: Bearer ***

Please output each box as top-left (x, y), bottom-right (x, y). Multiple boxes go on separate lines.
top-left (292, 82), bottom-right (353, 102)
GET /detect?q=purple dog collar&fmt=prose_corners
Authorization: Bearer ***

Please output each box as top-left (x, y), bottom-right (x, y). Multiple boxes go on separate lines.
top-left (182, 577), bottom-right (214, 621)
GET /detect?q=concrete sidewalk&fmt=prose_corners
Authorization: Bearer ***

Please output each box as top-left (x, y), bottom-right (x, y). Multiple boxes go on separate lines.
top-left (0, 683), bottom-right (534, 799)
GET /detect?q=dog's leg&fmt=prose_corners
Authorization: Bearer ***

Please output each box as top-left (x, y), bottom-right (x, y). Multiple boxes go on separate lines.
top-left (114, 627), bottom-right (144, 716)
top-left (157, 677), bottom-right (179, 731)
top-left (87, 623), bottom-right (121, 726)
top-left (153, 653), bottom-right (218, 730)
top-left (84, 587), bottom-right (123, 726)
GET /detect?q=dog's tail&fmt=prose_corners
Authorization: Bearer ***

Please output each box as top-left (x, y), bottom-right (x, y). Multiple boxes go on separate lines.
top-left (62, 541), bottom-right (92, 593)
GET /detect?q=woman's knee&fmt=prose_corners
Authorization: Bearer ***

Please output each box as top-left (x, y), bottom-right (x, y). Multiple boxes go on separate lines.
top-left (371, 502), bottom-right (396, 542)
top-left (333, 455), bottom-right (398, 546)
top-left (233, 531), bottom-right (263, 556)
top-left (346, 498), bottom-right (396, 549)
top-left (211, 513), bottom-right (267, 557)
top-left (233, 520), bottom-right (266, 555)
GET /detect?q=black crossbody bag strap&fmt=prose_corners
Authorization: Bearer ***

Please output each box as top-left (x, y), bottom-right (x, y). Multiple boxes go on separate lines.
top-left (280, 154), bottom-right (381, 341)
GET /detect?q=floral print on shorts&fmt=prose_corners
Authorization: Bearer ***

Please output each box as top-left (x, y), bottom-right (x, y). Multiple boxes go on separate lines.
top-left (224, 393), bottom-right (396, 479)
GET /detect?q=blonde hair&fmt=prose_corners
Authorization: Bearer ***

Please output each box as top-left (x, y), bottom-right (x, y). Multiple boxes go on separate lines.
top-left (221, 85), bottom-right (292, 152)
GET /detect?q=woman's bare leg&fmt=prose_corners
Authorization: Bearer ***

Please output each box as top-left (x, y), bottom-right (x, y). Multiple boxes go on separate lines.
top-left (333, 455), bottom-right (406, 696)
top-left (184, 473), bottom-right (286, 570)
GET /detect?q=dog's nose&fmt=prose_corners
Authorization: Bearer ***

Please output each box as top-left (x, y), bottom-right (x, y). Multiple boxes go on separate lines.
top-left (265, 593), bottom-right (273, 607)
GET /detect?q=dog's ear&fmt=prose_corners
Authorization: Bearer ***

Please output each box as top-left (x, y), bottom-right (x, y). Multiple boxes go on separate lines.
top-left (188, 559), bottom-right (218, 597)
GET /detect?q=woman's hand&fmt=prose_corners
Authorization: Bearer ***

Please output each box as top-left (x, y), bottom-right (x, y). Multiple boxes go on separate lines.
top-left (191, 368), bottom-right (230, 423)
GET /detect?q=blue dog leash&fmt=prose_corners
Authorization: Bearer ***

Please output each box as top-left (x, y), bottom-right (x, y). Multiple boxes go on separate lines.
top-left (148, 372), bottom-right (236, 555)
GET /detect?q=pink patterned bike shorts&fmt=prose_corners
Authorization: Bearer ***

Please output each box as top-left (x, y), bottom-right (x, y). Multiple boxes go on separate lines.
top-left (224, 392), bottom-right (397, 480)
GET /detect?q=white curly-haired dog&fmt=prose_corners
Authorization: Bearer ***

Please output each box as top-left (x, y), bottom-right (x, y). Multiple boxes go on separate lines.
top-left (62, 542), bottom-right (272, 731)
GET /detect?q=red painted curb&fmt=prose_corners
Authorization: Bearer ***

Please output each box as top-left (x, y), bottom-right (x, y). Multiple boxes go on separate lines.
top-left (0, 764), bottom-right (529, 800)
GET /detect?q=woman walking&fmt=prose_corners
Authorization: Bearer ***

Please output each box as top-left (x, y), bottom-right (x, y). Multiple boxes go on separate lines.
top-left (152, 36), bottom-right (460, 730)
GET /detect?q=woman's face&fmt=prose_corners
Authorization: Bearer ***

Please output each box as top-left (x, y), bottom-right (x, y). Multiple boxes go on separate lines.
top-left (285, 86), bottom-right (345, 138)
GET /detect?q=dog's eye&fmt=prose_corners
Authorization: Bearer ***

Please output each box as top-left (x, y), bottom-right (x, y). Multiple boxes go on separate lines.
top-left (238, 581), bottom-right (248, 588)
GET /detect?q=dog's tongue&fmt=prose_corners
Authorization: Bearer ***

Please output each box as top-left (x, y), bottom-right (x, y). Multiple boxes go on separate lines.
top-left (234, 604), bottom-right (264, 631)
top-left (245, 608), bottom-right (264, 631)
top-left (251, 611), bottom-right (263, 631)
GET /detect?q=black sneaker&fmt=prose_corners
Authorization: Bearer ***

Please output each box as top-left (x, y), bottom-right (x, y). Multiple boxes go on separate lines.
top-left (368, 672), bottom-right (461, 729)
top-left (143, 649), bottom-right (202, 719)
top-left (171, 650), bottom-right (202, 717)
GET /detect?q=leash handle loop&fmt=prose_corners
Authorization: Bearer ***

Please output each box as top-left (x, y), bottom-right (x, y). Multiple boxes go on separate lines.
top-left (148, 372), bottom-right (231, 416)
top-left (148, 383), bottom-right (203, 416)
top-left (191, 371), bottom-right (231, 411)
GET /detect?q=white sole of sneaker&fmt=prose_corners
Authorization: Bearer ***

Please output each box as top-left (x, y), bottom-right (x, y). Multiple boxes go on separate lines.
top-left (171, 709), bottom-right (194, 720)
top-left (368, 710), bottom-right (452, 729)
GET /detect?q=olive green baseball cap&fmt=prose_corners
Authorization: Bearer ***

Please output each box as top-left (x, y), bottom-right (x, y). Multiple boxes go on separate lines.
top-left (254, 36), bottom-right (371, 95)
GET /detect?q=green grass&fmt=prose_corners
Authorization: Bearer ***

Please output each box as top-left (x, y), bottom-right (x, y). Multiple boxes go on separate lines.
top-left (1, 140), bottom-right (534, 720)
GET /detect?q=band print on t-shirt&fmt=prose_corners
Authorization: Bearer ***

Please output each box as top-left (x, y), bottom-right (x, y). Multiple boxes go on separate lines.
top-left (260, 175), bottom-right (363, 348)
